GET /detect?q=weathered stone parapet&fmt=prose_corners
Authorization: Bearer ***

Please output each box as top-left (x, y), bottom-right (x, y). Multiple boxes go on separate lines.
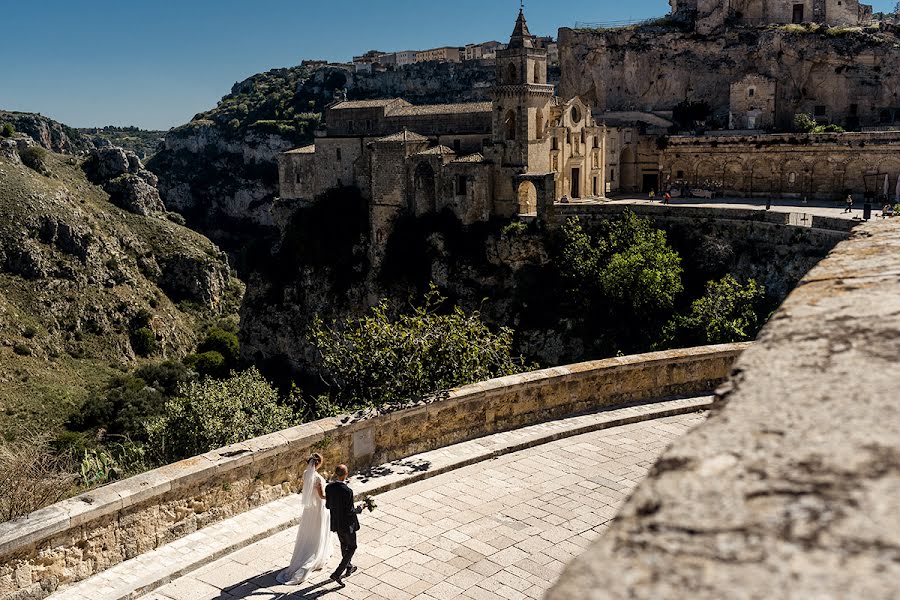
top-left (547, 219), bottom-right (900, 599)
top-left (0, 344), bottom-right (747, 598)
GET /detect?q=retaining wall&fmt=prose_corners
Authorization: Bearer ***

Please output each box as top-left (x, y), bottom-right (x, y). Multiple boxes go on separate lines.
top-left (0, 343), bottom-right (748, 598)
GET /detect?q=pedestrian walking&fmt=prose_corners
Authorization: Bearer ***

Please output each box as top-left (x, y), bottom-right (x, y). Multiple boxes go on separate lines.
top-left (649, 189), bottom-right (656, 202)
top-left (844, 194), bottom-right (853, 213)
top-left (664, 191), bottom-right (671, 205)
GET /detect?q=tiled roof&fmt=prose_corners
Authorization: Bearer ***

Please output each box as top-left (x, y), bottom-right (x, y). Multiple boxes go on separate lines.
top-left (451, 153), bottom-right (485, 163)
top-left (390, 102), bottom-right (493, 117)
top-left (375, 130), bottom-right (430, 143)
top-left (284, 145), bottom-right (316, 154)
top-left (331, 98), bottom-right (410, 110)
top-left (415, 145), bottom-right (455, 156)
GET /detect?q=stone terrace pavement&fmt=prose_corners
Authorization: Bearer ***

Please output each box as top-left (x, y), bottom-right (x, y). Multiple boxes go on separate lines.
top-left (135, 412), bottom-right (705, 600)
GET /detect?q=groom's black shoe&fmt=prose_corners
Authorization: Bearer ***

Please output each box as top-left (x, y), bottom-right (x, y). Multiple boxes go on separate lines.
top-left (330, 574), bottom-right (345, 587)
top-left (345, 566), bottom-right (358, 578)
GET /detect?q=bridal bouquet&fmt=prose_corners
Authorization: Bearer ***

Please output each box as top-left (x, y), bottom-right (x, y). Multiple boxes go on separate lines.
top-left (362, 495), bottom-right (377, 512)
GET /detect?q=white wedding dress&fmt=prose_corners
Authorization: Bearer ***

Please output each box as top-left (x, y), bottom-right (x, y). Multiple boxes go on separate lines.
top-left (276, 463), bottom-right (333, 584)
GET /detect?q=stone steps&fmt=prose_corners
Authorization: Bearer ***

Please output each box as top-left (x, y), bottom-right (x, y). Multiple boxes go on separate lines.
top-left (47, 395), bottom-right (713, 600)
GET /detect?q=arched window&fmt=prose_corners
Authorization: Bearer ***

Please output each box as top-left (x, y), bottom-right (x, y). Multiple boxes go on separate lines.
top-left (505, 110), bottom-right (517, 141)
top-left (535, 109), bottom-right (544, 140)
top-left (507, 63), bottom-right (517, 84)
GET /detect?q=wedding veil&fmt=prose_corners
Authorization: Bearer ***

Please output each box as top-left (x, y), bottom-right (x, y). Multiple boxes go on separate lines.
top-left (300, 459), bottom-right (320, 508)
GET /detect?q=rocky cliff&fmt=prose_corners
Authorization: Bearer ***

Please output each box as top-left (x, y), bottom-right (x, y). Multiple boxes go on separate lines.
top-left (559, 23), bottom-right (900, 130)
top-left (0, 110), bottom-right (93, 154)
top-left (0, 125), bottom-right (240, 436)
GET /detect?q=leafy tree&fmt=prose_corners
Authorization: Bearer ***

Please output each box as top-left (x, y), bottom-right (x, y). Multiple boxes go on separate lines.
top-left (0, 123), bottom-right (14, 138)
top-left (556, 213), bottom-right (684, 353)
top-left (663, 275), bottom-right (766, 346)
top-left (146, 367), bottom-right (295, 461)
top-left (672, 100), bottom-right (711, 131)
top-left (310, 285), bottom-right (526, 408)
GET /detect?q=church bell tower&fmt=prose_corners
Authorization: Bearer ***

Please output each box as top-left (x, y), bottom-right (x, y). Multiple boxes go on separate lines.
top-left (490, 8), bottom-right (554, 169)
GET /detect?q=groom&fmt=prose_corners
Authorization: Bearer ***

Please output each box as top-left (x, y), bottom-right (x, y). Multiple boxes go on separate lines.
top-left (325, 464), bottom-right (362, 586)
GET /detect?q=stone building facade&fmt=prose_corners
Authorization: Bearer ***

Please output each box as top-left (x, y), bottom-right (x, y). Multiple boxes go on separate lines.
top-left (660, 131), bottom-right (900, 200)
top-left (279, 10), bottom-right (612, 264)
top-left (671, 0), bottom-right (873, 32)
top-left (729, 75), bottom-right (777, 130)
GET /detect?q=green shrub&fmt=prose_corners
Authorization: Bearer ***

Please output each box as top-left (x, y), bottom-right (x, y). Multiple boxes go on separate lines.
top-left (68, 361), bottom-right (194, 441)
top-left (130, 327), bottom-right (157, 357)
top-left (22, 326), bottom-right (38, 339)
top-left (310, 284), bottom-right (527, 408)
top-left (662, 275), bottom-right (766, 346)
top-left (0, 123), bottom-right (14, 138)
top-left (13, 343), bottom-right (32, 356)
top-left (19, 146), bottom-right (48, 173)
top-left (501, 220), bottom-right (528, 237)
top-left (198, 327), bottom-right (240, 366)
top-left (183, 351), bottom-right (226, 378)
top-left (146, 367), bottom-right (295, 461)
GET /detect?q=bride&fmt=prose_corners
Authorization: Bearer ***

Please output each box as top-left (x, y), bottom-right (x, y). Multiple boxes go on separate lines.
top-left (276, 453), bottom-right (333, 584)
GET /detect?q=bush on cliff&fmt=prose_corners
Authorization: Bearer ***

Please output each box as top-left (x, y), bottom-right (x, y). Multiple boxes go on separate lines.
top-left (1, 123), bottom-right (14, 138)
top-left (19, 146), bottom-right (49, 174)
top-left (556, 212), bottom-right (683, 354)
top-left (146, 367), bottom-right (295, 461)
top-left (310, 285), bottom-right (527, 408)
top-left (662, 275), bottom-right (766, 346)
top-left (67, 361), bottom-right (195, 442)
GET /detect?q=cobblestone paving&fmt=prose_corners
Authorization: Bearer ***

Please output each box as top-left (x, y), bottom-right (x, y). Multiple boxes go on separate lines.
top-left (144, 413), bottom-right (705, 600)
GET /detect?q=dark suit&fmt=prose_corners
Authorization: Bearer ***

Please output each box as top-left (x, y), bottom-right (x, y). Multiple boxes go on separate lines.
top-left (325, 480), bottom-right (359, 578)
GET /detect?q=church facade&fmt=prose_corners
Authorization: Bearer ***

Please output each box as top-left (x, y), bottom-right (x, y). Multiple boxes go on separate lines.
top-left (278, 10), bottom-right (616, 263)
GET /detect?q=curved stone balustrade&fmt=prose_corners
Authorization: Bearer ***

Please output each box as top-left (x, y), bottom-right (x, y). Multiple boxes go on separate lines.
top-left (0, 343), bottom-right (748, 598)
top-left (547, 219), bottom-right (900, 599)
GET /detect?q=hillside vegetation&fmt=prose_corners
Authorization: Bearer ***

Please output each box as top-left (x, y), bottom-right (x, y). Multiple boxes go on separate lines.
top-left (0, 140), bottom-right (241, 438)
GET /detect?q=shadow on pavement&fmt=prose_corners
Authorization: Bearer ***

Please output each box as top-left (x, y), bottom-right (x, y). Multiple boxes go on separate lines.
top-left (210, 569), bottom-right (340, 599)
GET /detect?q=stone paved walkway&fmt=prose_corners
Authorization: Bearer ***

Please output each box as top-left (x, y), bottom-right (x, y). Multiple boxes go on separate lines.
top-left (137, 412), bottom-right (705, 600)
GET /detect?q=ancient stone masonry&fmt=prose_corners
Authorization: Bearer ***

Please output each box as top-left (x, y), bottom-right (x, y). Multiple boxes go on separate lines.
top-left (279, 9), bottom-right (615, 265)
top-left (671, 0), bottom-right (873, 33)
top-left (660, 131), bottom-right (900, 200)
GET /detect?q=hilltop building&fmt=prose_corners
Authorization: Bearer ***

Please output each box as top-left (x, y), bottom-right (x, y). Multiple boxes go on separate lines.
top-left (280, 9), bottom-right (622, 264)
top-left (671, 0), bottom-right (873, 33)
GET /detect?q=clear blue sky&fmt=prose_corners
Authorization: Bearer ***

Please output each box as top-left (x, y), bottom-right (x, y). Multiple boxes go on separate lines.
top-left (0, 0), bottom-right (895, 130)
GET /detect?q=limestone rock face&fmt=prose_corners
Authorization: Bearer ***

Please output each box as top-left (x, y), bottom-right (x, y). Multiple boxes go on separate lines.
top-left (84, 147), bottom-right (165, 216)
top-left (0, 110), bottom-right (92, 154)
top-left (558, 26), bottom-right (900, 131)
top-left (547, 219), bottom-right (900, 599)
top-left (103, 174), bottom-right (165, 216)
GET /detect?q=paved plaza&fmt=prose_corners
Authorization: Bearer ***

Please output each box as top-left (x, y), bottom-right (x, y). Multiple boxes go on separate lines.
top-left (599, 195), bottom-right (874, 220)
top-left (136, 412), bottom-right (705, 600)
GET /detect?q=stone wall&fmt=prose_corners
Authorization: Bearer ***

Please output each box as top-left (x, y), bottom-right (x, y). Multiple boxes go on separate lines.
top-left (0, 344), bottom-right (748, 599)
top-left (546, 207), bottom-right (900, 600)
top-left (660, 131), bottom-right (900, 199)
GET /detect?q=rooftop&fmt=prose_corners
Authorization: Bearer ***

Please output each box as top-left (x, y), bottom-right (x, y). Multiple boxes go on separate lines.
top-left (390, 101), bottom-right (493, 116)
top-left (283, 145), bottom-right (315, 154)
top-left (375, 130), bottom-right (430, 143)
top-left (330, 98), bottom-right (411, 110)
top-left (415, 145), bottom-right (456, 156)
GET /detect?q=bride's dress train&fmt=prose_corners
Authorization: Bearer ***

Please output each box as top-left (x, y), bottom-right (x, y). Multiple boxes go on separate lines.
top-left (276, 463), bottom-right (333, 584)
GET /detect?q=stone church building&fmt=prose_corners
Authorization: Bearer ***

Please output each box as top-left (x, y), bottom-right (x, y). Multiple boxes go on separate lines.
top-left (279, 10), bottom-right (615, 262)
